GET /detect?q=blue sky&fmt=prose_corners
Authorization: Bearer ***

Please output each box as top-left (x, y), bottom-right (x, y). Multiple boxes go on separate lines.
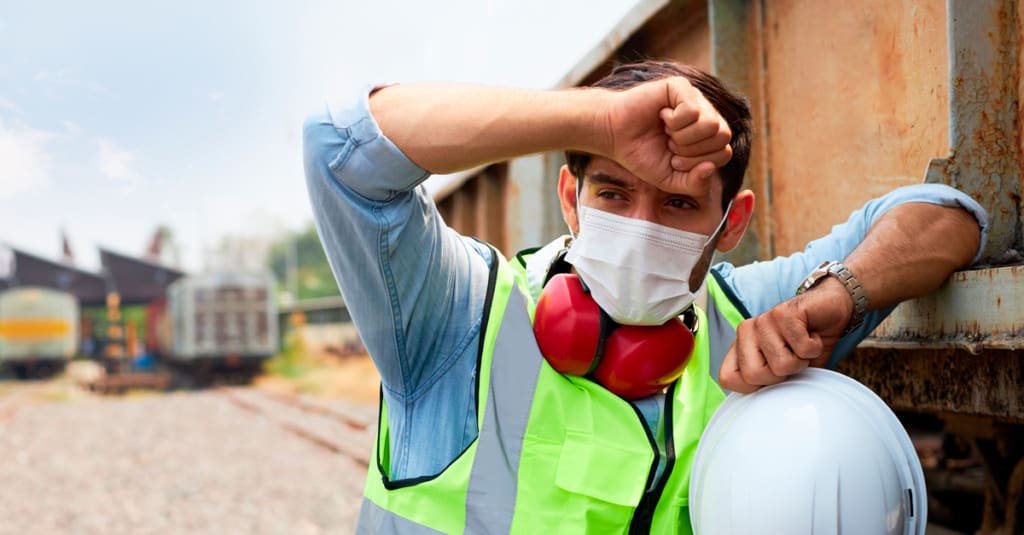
top-left (0, 0), bottom-right (637, 271)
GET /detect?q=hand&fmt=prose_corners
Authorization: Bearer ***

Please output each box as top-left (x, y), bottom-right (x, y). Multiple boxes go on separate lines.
top-left (603, 76), bottom-right (733, 193)
top-left (719, 278), bottom-right (854, 393)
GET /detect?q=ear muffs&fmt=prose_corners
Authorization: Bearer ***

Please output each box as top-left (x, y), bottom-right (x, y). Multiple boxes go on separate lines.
top-left (532, 273), bottom-right (695, 399)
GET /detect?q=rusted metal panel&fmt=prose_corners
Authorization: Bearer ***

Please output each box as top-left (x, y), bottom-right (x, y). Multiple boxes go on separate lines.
top-left (709, 0), bottom-right (770, 264)
top-left (863, 265), bottom-right (1024, 353)
top-left (505, 153), bottom-right (566, 255)
top-left (473, 165), bottom-right (509, 253)
top-left (651, 6), bottom-right (711, 70)
top-left (763, 0), bottom-right (949, 256)
top-left (840, 347), bottom-right (1024, 423)
top-left (925, 0), bottom-right (1022, 265)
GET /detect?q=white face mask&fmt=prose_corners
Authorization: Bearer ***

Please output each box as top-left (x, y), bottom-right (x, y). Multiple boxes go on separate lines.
top-left (564, 200), bottom-right (731, 326)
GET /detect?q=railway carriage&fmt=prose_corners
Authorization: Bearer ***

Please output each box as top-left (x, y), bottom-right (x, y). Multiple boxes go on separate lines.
top-left (160, 272), bottom-right (278, 381)
top-left (0, 287), bottom-right (78, 378)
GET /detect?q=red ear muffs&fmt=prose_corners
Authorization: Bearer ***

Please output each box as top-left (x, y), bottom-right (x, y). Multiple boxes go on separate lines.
top-left (532, 273), bottom-right (602, 376)
top-left (532, 273), bottom-right (695, 399)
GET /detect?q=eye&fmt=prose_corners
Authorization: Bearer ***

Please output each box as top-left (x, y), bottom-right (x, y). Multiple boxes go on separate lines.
top-left (666, 197), bottom-right (696, 209)
top-left (597, 190), bottom-right (627, 201)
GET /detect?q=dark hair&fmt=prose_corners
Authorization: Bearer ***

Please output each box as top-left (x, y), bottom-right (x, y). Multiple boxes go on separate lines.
top-left (565, 60), bottom-right (752, 211)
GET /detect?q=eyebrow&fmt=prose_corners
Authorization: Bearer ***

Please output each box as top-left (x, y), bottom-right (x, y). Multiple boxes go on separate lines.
top-left (585, 172), bottom-right (635, 190)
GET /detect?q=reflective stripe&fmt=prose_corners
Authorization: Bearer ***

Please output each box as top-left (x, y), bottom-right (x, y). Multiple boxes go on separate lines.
top-left (356, 498), bottom-right (446, 535)
top-left (704, 298), bottom-right (738, 385)
top-left (464, 288), bottom-right (543, 534)
top-left (704, 277), bottom-right (747, 385)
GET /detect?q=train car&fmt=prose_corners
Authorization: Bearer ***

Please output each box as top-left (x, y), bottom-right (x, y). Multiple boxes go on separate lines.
top-left (163, 272), bottom-right (278, 380)
top-left (0, 287), bottom-right (79, 378)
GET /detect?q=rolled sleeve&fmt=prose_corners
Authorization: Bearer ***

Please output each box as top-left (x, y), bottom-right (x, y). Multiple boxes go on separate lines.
top-left (304, 84), bottom-right (430, 201)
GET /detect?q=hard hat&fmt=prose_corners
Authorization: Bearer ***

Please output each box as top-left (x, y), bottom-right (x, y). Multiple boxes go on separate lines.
top-left (689, 368), bottom-right (926, 535)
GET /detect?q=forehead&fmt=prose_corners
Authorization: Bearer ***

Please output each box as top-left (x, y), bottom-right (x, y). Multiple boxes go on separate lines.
top-left (582, 157), bottom-right (723, 202)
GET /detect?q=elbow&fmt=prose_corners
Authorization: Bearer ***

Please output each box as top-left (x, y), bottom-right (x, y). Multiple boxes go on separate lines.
top-left (302, 109), bottom-right (332, 170)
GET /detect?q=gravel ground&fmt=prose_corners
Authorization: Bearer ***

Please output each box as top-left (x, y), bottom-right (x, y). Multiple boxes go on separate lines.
top-left (0, 388), bottom-right (370, 535)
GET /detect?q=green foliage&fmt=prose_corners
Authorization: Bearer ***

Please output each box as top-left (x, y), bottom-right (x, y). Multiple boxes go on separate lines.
top-left (262, 330), bottom-right (312, 379)
top-left (267, 223), bottom-right (340, 301)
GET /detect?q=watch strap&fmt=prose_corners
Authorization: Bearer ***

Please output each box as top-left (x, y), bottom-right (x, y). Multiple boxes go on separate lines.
top-left (795, 261), bottom-right (868, 336)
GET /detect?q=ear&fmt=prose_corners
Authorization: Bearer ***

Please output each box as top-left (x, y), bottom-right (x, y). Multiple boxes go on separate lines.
top-left (716, 189), bottom-right (755, 253)
top-left (558, 165), bottom-right (581, 234)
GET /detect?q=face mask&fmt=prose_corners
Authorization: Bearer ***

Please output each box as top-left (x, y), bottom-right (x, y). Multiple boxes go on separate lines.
top-left (564, 200), bottom-right (732, 326)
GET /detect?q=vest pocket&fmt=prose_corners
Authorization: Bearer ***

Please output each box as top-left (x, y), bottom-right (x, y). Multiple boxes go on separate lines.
top-left (554, 430), bottom-right (653, 507)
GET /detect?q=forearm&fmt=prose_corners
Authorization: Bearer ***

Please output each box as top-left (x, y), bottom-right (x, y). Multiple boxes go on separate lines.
top-left (369, 83), bottom-right (611, 174)
top-left (719, 200), bottom-right (983, 391)
top-left (844, 202), bottom-right (981, 310)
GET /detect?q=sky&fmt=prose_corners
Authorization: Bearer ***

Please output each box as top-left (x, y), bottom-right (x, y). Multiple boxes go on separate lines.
top-left (0, 0), bottom-right (640, 272)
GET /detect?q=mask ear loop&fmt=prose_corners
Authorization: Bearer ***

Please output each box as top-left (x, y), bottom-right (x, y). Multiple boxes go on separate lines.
top-left (568, 178), bottom-right (583, 241)
top-left (705, 199), bottom-right (735, 247)
top-left (687, 199), bottom-right (735, 292)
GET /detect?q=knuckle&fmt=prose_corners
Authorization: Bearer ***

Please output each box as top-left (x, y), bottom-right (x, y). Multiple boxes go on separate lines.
top-left (719, 367), bottom-right (736, 386)
top-left (777, 356), bottom-right (806, 375)
top-left (738, 358), bottom-right (771, 386)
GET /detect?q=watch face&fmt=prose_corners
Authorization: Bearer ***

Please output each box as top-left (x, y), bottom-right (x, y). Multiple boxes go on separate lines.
top-left (796, 261), bottom-right (837, 295)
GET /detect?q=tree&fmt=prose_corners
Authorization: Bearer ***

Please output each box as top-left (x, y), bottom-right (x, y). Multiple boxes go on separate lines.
top-left (267, 223), bottom-right (340, 302)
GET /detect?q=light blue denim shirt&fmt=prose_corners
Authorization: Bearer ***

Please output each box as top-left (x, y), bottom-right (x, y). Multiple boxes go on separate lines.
top-left (302, 87), bottom-right (990, 482)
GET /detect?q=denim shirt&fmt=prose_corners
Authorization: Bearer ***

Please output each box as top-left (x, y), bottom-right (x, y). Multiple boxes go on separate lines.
top-left (302, 87), bottom-right (990, 482)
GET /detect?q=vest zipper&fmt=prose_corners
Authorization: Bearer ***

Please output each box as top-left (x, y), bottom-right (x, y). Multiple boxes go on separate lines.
top-left (627, 381), bottom-right (677, 534)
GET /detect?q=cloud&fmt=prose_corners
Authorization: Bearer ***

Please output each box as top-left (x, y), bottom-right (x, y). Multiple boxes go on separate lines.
top-left (0, 95), bottom-right (21, 115)
top-left (63, 120), bottom-right (84, 136)
top-left (0, 121), bottom-right (53, 200)
top-left (96, 138), bottom-right (139, 185)
top-left (34, 69), bottom-right (110, 97)
top-left (207, 92), bottom-right (225, 102)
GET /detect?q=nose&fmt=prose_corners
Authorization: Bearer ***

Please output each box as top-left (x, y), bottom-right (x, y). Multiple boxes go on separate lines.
top-left (623, 201), bottom-right (660, 226)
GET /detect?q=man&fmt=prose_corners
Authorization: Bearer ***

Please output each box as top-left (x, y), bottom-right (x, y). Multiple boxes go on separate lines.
top-left (303, 61), bottom-right (986, 534)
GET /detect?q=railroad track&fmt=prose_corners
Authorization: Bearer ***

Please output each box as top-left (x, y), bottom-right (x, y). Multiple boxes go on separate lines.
top-left (218, 386), bottom-right (374, 467)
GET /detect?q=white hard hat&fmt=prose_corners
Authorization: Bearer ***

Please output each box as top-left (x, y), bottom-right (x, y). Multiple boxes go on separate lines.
top-left (689, 368), bottom-right (926, 535)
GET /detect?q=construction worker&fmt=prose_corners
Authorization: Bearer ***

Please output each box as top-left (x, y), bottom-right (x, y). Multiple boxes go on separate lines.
top-left (302, 61), bottom-right (987, 533)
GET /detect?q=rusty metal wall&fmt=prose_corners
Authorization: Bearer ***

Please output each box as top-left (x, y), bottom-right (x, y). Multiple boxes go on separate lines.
top-left (763, 0), bottom-right (950, 255)
top-left (436, 165), bottom-right (509, 253)
top-left (439, 0), bottom-right (1023, 272)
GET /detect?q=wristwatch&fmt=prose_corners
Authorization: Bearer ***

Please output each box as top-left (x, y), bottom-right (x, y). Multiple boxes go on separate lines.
top-left (795, 261), bottom-right (868, 336)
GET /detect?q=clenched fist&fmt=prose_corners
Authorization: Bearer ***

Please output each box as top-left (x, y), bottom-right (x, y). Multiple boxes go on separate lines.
top-left (602, 76), bottom-right (733, 193)
top-left (719, 277), bottom-right (854, 393)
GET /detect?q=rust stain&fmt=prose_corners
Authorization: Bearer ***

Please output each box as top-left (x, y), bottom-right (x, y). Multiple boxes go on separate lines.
top-left (763, 0), bottom-right (948, 255)
top-left (841, 347), bottom-right (1024, 422)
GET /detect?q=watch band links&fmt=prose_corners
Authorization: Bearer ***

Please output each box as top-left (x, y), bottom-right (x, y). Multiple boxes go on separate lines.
top-left (795, 261), bottom-right (868, 336)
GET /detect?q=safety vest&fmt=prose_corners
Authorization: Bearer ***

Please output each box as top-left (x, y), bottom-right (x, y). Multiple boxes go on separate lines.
top-left (358, 245), bottom-right (747, 534)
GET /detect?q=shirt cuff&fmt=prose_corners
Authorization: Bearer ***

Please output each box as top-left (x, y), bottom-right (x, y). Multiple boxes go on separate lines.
top-left (868, 183), bottom-right (990, 265)
top-left (324, 83), bottom-right (430, 200)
